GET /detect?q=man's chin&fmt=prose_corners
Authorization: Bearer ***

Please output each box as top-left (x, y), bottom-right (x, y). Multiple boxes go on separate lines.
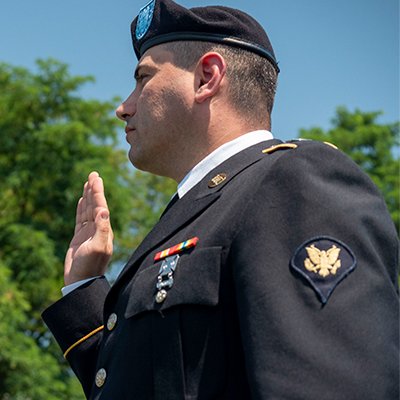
top-left (128, 150), bottom-right (142, 170)
top-left (128, 150), bottom-right (152, 173)
top-left (128, 147), bottom-right (173, 178)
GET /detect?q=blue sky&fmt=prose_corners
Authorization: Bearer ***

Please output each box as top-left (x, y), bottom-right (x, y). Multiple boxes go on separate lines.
top-left (1, 0), bottom-right (398, 141)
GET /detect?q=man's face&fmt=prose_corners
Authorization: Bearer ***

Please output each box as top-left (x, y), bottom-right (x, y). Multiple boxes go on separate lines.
top-left (116, 45), bottom-right (196, 178)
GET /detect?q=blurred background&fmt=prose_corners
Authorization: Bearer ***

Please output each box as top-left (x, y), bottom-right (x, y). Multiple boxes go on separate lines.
top-left (0, 0), bottom-right (398, 398)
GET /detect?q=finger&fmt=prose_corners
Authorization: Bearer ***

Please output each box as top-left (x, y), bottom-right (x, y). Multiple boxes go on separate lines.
top-left (88, 171), bottom-right (100, 182)
top-left (91, 174), bottom-right (104, 196)
top-left (75, 197), bottom-right (84, 233)
top-left (87, 171), bottom-right (100, 194)
top-left (92, 177), bottom-right (108, 209)
top-left (86, 172), bottom-right (98, 223)
top-left (86, 187), bottom-right (94, 222)
top-left (87, 172), bottom-right (103, 222)
top-left (82, 180), bottom-right (89, 197)
top-left (75, 180), bottom-right (88, 226)
top-left (89, 175), bottom-right (110, 225)
top-left (81, 182), bottom-right (90, 223)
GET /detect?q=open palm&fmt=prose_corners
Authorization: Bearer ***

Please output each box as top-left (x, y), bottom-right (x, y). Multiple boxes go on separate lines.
top-left (64, 172), bottom-right (114, 286)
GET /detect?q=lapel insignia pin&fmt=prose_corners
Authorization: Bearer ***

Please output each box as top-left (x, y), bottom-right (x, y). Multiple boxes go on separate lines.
top-left (291, 237), bottom-right (356, 304)
top-left (208, 173), bottom-right (227, 188)
top-left (154, 237), bottom-right (199, 261)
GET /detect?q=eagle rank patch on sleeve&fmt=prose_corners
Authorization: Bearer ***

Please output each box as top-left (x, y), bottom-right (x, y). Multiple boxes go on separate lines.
top-left (290, 237), bottom-right (357, 304)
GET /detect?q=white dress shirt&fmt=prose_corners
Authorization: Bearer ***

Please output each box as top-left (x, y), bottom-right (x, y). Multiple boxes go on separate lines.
top-left (177, 130), bottom-right (273, 198)
top-left (62, 130), bottom-right (273, 296)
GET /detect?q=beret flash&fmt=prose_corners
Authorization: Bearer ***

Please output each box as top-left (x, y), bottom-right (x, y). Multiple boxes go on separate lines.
top-left (131, 0), bottom-right (279, 73)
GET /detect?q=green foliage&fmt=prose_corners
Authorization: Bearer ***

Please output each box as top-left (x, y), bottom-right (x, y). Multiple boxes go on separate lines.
top-left (127, 172), bottom-right (176, 251)
top-left (0, 59), bottom-right (140, 399)
top-left (299, 107), bottom-right (399, 231)
top-left (0, 261), bottom-right (82, 399)
top-left (107, 171), bottom-right (176, 280)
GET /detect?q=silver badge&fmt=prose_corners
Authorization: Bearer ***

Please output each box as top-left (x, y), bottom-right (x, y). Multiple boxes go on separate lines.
top-left (136, 0), bottom-right (156, 40)
top-left (155, 255), bottom-right (179, 302)
top-left (157, 255), bottom-right (179, 291)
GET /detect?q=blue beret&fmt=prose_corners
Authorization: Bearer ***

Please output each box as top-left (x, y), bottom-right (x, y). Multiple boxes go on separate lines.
top-left (131, 0), bottom-right (279, 73)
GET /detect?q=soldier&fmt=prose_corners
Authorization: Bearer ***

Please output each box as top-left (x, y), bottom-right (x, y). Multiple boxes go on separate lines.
top-left (42, 0), bottom-right (399, 399)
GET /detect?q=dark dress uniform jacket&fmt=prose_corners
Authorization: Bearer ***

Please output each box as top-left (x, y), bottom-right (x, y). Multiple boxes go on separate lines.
top-left (43, 139), bottom-right (399, 400)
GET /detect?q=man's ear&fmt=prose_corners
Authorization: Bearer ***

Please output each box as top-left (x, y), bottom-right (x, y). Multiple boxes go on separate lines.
top-left (194, 52), bottom-right (227, 104)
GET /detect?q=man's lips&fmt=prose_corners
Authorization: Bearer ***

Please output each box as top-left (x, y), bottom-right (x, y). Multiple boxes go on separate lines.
top-left (125, 126), bottom-right (135, 135)
top-left (125, 126), bottom-right (136, 143)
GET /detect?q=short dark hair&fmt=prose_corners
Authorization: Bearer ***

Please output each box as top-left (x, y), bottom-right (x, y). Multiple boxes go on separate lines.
top-left (164, 41), bottom-right (278, 125)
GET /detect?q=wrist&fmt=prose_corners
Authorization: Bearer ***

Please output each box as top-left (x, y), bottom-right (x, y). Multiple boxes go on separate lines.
top-left (64, 272), bottom-right (101, 287)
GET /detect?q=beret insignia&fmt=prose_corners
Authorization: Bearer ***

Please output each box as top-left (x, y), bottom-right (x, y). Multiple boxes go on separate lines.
top-left (136, 0), bottom-right (156, 40)
top-left (291, 237), bottom-right (357, 304)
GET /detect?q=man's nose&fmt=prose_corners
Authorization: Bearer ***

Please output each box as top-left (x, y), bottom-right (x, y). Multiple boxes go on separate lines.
top-left (116, 93), bottom-right (136, 121)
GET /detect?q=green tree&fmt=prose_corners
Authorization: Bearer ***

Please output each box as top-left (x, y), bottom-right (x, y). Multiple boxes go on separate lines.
top-left (108, 171), bottom-right (176, 280)
top-left (299, 107), bottom-right (399, 231)
top-left (0, 59), bottom-right (143, 399)
top-left (126, 171), bottom-right (176, 251)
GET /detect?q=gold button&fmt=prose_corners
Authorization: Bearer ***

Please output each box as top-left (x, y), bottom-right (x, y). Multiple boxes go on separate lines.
top-left (107, 313), bottom-right (118, 331)
top-left (155, 290), bottom-right (168, 303)
top-left (95, 368), bottom-right (107, 388)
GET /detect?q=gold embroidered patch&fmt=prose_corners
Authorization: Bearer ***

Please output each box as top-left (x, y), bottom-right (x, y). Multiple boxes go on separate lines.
top-left (304, 244), bottom-right (342, 278)
top-left (291, 237), bottom-right (356, 304)
top-left (262, 143), bottom-right (298, 154)
top-left (208, 173), bottom-right (227, 188)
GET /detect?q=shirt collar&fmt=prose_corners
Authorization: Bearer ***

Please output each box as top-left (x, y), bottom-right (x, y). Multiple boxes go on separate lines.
top-left (177, 130), bottom-right (273, 198)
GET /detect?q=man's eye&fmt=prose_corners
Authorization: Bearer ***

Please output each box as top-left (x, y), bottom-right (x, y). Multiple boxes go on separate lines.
top-left (136, 74), bottom-right (149, 83)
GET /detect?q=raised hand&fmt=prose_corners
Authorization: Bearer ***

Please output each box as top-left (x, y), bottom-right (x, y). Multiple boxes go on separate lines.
top-left (64, 171), bottom-right (114, 286)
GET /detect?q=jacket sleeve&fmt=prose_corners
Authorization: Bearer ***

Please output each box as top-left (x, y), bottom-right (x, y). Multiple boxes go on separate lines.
top-left (42, 276), bottom-right (110, 397)
top-left (230, 142), bottom-right (399, 400)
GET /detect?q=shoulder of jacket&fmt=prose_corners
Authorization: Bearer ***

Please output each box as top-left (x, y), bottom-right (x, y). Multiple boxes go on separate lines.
top-left (262, 139), bottom-right (339, 155)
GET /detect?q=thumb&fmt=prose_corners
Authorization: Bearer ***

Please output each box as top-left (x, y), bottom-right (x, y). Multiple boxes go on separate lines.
top-left (100, 209), bottom-right (110, 221)
top-left (93, 208), bottom-right (113, 248)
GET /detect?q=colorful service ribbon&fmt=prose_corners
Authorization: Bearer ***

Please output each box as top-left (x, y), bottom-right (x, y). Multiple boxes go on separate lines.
top-left (154, 237), bottom-right (199, 261)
